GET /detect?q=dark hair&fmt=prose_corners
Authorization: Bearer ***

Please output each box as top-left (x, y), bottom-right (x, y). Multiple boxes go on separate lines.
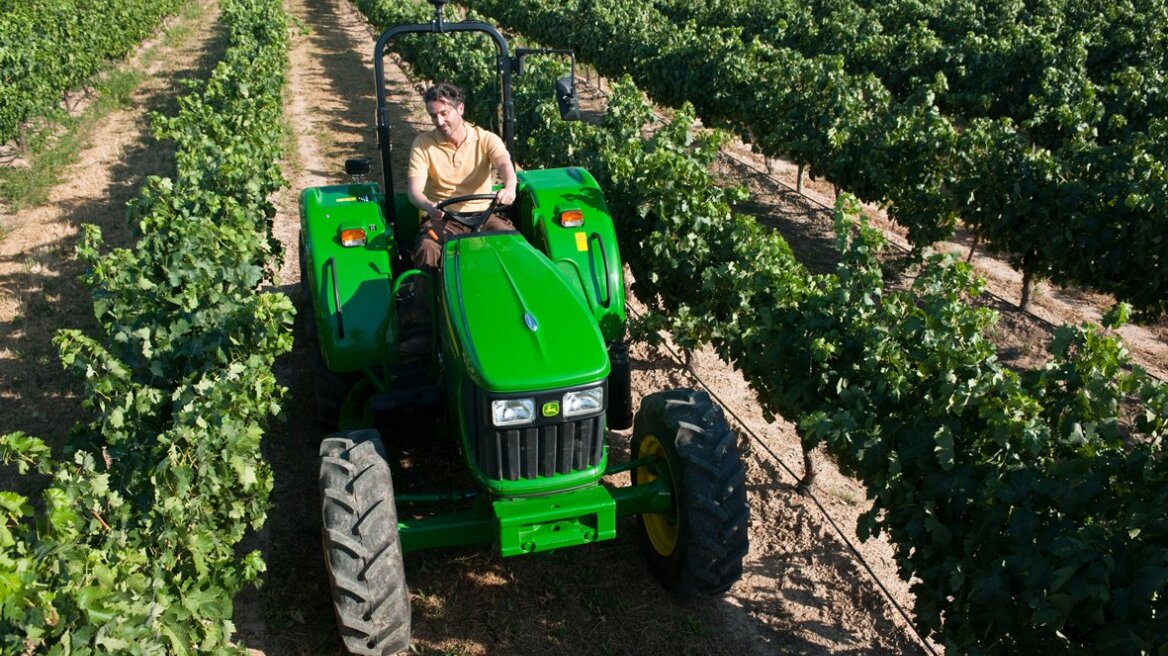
top-left (423, 82), bottom-right (464, 107)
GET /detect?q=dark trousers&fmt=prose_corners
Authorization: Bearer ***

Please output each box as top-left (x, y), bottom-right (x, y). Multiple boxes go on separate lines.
top-left (411, 213), bottom-right (516, 270)
top-left (400, 213), bottom-right (515, 348)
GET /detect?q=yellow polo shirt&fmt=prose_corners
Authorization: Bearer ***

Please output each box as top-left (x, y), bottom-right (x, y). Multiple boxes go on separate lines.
top-left (408, 124), bottom-right (508, 211)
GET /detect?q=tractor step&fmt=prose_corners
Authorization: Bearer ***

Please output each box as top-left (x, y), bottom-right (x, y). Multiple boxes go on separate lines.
top-left (339, 366), bottom-right (444, 429)
top-left (367, 383), bottom-right (442, 417)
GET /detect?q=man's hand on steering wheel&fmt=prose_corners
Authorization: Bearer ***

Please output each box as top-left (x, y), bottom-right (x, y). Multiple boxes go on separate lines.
top-left (435, 192), bottom-right (511, 232)
top-left (494, 185), bottom-right (516, 207)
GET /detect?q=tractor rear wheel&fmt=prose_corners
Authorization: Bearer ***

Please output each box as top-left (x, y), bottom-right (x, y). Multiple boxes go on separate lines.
top-left (630, 389), bottom-right (749, 595)
top-left (299, 235), bottom-right (315, 340)
top-left (309, 354), bottom-right (356, 428)
top-left (319, 430), bottom-right (410, 655)
top-left (302, 235), bottom-right (359, 426)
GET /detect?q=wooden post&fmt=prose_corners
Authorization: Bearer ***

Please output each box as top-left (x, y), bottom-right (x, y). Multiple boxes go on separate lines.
top-left (1019, 251), bottom-right (1037, 311)
top-left (966, 229), bottom-right (981, 263)
top-left (797, 445), bottom-right (816, 493)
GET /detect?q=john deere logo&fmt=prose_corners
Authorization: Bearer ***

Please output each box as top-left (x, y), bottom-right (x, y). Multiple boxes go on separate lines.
top-left (542, 402), bottom-right (560, 417)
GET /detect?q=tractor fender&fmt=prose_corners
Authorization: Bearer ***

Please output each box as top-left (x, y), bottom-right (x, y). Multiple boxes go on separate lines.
top-left (516, 167), bottom-right (626, 343)
top-left (299, 183), bottom-right (396, 373)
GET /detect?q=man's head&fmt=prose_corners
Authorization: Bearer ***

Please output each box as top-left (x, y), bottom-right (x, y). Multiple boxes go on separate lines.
top-left (423, 82), bottom-right (466, 142)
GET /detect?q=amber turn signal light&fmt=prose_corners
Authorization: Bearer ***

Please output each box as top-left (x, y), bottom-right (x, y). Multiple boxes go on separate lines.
top-left (340, 228), bottom-right (367, 247)
top-left (558, 209), bottom-right (584, 227)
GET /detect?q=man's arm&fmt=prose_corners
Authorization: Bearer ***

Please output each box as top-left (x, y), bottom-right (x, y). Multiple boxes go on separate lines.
top-left (407, 173), bottom-right (443, 221)
top-left (492, 150), bottom-right (517, 206)
top-left (407, 138), bottom-right (443, 221)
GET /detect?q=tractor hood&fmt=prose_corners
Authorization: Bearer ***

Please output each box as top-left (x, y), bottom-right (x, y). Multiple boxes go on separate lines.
top-left (442, 233), bottom-right (610, 393)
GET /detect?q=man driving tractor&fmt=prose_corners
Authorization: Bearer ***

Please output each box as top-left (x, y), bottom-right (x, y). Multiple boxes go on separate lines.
top-left (400, 82), bottom-right (519, 356)
top-left (303, 13), bottom-right (747, 650)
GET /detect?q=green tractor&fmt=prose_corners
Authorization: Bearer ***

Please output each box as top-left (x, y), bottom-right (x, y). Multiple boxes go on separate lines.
top-left (298, 2), bottom-right (749, 653)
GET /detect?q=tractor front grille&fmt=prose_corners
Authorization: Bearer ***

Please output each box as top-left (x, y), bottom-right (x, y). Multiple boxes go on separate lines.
top-left (475, 415), bottom-right (605, 481)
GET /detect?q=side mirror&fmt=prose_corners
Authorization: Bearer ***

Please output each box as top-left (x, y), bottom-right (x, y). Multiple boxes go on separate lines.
top-left (556, 75), bottom-right (581, 122)
top-left (345, 158), bottom-right (371, 178)
top-left (514, 49), bottom-right (583, 121)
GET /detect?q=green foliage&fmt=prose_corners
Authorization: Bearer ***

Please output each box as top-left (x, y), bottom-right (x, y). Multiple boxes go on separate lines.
top-left (0, 0), bottom-right (291, 651)
top-left (0, 0), bottom-right (185, 144)
top-left (0, 67), bottom-right (146, 212)
top-left (465, 0), bottom-right (1168, 316)
top-left (367, 2), bottom-right (1168, 652)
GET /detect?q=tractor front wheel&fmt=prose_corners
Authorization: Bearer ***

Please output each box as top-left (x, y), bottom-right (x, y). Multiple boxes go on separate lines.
top-left (631, 389), bottom-right (749, 596)
top-left (320, 429), bottom-right (410, 655)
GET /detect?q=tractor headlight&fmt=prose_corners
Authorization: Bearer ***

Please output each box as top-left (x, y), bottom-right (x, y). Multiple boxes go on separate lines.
top-left (491, 398), bottom-right (536, 427)
top-left (563, 386), bottom-right (604, 418)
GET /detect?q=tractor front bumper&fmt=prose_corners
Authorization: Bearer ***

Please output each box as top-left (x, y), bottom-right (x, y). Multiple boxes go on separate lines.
top-left (397, 485), bottom-right (617, 557)
top-left (493, 485), bottom-right (616, 556)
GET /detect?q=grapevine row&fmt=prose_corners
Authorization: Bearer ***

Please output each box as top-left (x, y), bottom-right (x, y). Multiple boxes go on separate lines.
top-left (0, 0), bottom-right (185, 146)
top-left (465, 0), bottom-right (1168, 318)
top-left (644, 0), bottom-right (1168, 315)
top-left (363, 1), bottom-right (1168, 653)
top-left (651, 0), bottom-right (1168, 143)
top-left (0, 0), bottom-right (290, 652)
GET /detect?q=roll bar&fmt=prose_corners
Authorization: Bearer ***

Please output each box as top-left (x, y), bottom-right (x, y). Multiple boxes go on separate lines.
top-left (373, 2), bottom-right (516, 227)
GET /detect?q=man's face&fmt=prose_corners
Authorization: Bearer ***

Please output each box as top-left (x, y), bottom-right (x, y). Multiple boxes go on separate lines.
top-left (426, 98), bottom-right (465, 140)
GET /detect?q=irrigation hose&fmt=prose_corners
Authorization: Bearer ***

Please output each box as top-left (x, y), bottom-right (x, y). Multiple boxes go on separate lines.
top-left (625, 302), bottom-right (940, 656)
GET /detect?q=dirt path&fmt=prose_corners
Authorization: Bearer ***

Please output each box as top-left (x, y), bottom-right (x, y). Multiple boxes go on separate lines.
top-left (0, 0), bottom-right (227, 493)
top-left (239, 0), bottom-right (391, 651)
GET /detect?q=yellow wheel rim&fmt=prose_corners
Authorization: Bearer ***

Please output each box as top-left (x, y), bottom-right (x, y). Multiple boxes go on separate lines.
top-left (636, 434), bottom-right (678, 557)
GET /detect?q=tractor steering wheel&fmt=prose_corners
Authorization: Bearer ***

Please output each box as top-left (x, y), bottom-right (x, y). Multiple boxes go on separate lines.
top-left (436, 193), bottom-right (503, 231)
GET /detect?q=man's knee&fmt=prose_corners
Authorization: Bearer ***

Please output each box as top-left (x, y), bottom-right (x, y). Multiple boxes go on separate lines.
top-left (485, 213), bottom-right (515, 231)
top-left (412, 238), bottom-right (441, 270)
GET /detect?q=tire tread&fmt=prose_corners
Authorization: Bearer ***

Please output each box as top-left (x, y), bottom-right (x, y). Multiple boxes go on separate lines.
top-left (319, 430), bottom-right (410, 655)
top-left (632, 389), bottom-right (750, 596)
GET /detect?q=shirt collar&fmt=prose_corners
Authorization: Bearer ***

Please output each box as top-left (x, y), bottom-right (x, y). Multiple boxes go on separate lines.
top-left (435, 124), bottom-right (478, 149)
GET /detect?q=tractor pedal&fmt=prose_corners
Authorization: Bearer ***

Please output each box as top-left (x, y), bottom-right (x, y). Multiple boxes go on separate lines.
top-left (398, 333), bottom-right (432, 360)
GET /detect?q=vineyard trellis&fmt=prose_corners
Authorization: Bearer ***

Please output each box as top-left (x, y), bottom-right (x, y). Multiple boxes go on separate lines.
top-left (465, 0), bottom-right (1168, 318)
top-left (361, 0), bottom-right (1168, 652)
